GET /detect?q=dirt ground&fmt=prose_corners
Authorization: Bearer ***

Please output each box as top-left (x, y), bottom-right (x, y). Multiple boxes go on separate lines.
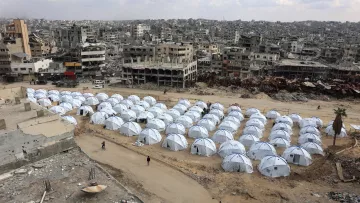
top-left (5, 82), bottom-right (360, 203)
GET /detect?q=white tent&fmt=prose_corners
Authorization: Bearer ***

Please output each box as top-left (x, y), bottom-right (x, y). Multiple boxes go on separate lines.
top-left (85, 97), bottom-right (100, 106)
top-left (238, 134), bottom-right (260, 147)
top-left (59, 102), bottom-right (73, 111)
top-left (209, 109), bottom-right (224, 119)
top-left (275, 116), bottom-right (294, 127)
top-left (90, 112), bottom-right (109, 125)
top-left (74, 96), bottom-right (86, 103)
top-left (120, 110), bottom-right (137, 122)
top-left (176, 115), bottom-right (193, 128)
top-left (128, 95), bottom-right (140, 104)
top-left (130, 105), bottom-right (145, 116)
top-left (188, 125), bottom-right (209, 139)
top-left (191, 138), bottom-right (217, 157)
top-left (71, 92), bottom-right (82, 97)
top-left (298, 133), bottom-right (322, 145)
top-left (27, 92), bottom-right (34, 99)
top-left (247, 142), bottom-right (277, 160)
top-left (300, 126), bottom-right (320, 136)
top-left (120, 99), bottom-right (134, 108)
top-left (106, 98), bottom-right (120, 107)
top-left (289, 113), bottom-right (302, 123)
top-left (35, 93), bottom-right (47, 100)
top-left (245, 108), bottom-right (260, 117)
top-left (195, 101), bottom-right (207, 109)
top-left (166, 109), bottom-right (181, 120)
top-left (27, 97), bottom-right (37, 103)
top-left (105, 116), bottom-right (124, 130)
top-left (250, 113), bottom-right (267, 125)
top-left (35, 89), bottom-right (47, 95)
top-left (245, 119), bottom-right (265, 130)
top-left (299, 118), bottom-right (317, 128)
top-left (202, 114), bottom-right (220, 125)
top-left (111, 94), bottom-right (123, 102)
top-left (60, 95), bottom-right (73, 104)
top-left (227, 106), bottom-right (242, 114)
top-left (223, 116), bottom-right (241, 127)
top-left (137, 111), bottom-right (155, 123)
top-left (154, 103), bottom-right (167, 110)
top-left (272, 123), bottom-right (293, 135)
top-left (212, 130), bottom-right (234, 144)
top-left (162, 134), bottom-right (188, 151)
top-left (71, 99), bottom-right (82, 109)
top-left (325, 126), bottom-right (347, 137)
top-left (143, 96), bottom-right (156, 106)
top-left (228, 111), bottom-right (244, 121)
top-left (77, 105), bottom-right (94, 116)
top-left (269, 130), bottom-right (291, 141)
top-left (62, 116), bottom-right (77, 125)
top-left (97, 102), bottom-right (112, 111)
top-left (282, 146), bottom-right (312, 166)
top-left (218, 140), bottom-right (246, 158)
top-left (137, 100), bottom-right (150, 110)
top-left (138, 128), bottom-right (162, 145)
top-left (258, 156), bottom-right (290, 178)
top-left (120, 122), bottom-right (142, 136)
top-left (173, 104), bottom-right (187, 115)
top-left (100, 108), bottom-right (117, 116)
top-left (157, 113), bottom-right (174, 126)
top-left (327, 120), bottom-right (345, 128)
top-left (83, 93), bottom-right (94, 98)
top-left (269, 138), bottom-right (290, 148)
top-left (96, 93), bottom-right (109, 102)
top-left (197, 119), bottom-right (216, 131)
top-left (38, 98), bottom-right (52, 107)
top-left (301, 142), bottom-right (324, 156)
top-left (222, 154), bottom-right (253, 173)
top-left (166, 123), bottom-right (186, 135)
top-left (266, 110), bottom-right (281, 119)
top-left (60, 91), bottom-right (71, 96)
top-left (311, 117), bottom-right (323, 128)
top-left (26, 88), bottom-right (35, 94)
top-left (48, 94), bottom-right (60, 102)
top-left (148, 106), bottom-right (164, 117)
top-left (178, 99), bottom-right (191, 108)
top-left (184, 111), bottom-right (201, 122)
top-left (49, 106), bottom-right (66, 115)
top-left (243, 126), bottom-right (263, 138)
top-left (113, 103), bottom-right (128, 114)
top-left (146, 118), bottom-right (166, 131)
top-left (210, 103), bottom-right (224, 111)
top-left (188, 106), bottom-right (204, 114)
top-left (219, 121), bottom-right (238, 134)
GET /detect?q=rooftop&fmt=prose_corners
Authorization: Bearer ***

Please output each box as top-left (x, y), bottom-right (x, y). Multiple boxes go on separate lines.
top-left (279, 59), bottom-right (328, 68)
top-left (123, 61), bottom-right (194, 70)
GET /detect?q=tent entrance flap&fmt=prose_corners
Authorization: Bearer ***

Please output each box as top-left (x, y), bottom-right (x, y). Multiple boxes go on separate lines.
top-left (293, 154), bottom-right (300, 164)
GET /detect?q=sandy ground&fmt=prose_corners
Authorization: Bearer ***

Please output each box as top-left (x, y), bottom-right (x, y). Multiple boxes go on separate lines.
top-left (4, 82), bottom-right (360, 203)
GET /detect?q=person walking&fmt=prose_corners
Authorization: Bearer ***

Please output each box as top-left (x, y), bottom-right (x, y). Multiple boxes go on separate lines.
top-left (147, 156), bottom-right (150, 166)
top-left (101, 141), bottom-right (106, 150)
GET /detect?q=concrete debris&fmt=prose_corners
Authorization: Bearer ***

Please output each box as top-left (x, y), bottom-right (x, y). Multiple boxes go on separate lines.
top-left (32, 163), bottom-right (45, 169)
top-left (327, 192), bottom-right (360, 203)
top-left (14, 169), bottom-right (27, 174)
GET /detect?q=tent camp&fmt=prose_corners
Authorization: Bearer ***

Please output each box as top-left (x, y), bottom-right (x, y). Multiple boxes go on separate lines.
top-left (298, 133), bottom-right (322, 145)
top-left (301, 142), bottom-right (324, 156)
top-left (59, 102), bottom-right (73, 112)
top-left (210, 103), bottom-right (225, 111)
top-left (245, 108), bottom-right (260, 117)
top-left (110, 94), bottom-right (124, 102)
top-left (113, 104), bottom-right (128, 114)
top-left (49, 106), bottom-right (66, 116)
top-left (222, 154), bottom-right (253, 173)
top-left (289, 113), bottom-right (302, 124)
top-left (250, 113), bottom-right (267, 125)
top-left (202, 114), bottom-right (220, 125)
top-left (106, 98), bottom-right (120, 107)
top-left (137, 100), bottom-right (151, 110)
top-left (228, 111), bottom-right (245, 121)
top-left (154, 103), bottom-right (167, 111)
top-left (120, 110), bottom-right (137, 122)
top-left (166, 123), bottom-right (186, 135)
top-left (105, 116), bottom-right (124, 130)
top-left (275, 116), bottom-right (294, 127)
top-left (60, 95), bottom-right (73, 104)
top-left (38, 98), bottom-right (52, 107)
top-left (219, 121), bottom-right (238, 134)
top-left (26, 88), bottom-right (35, 96)
top-left (60, 91), bottom-right (71, 96)
top-left (311, 117), bottom-right (323, 128)
top-left (184, 111), bottom-right (201, 122)
top-left (245, 119), bottom-right (265, 130)
top-left (83, 93), bottom-right (94, 98)
top-left (209, 109), bottom-right (224, 119)
top-left (272, 123), bottom-right (293, 135)
top-left (212, 130), bottom-right (234, 144)
top-left (195, 101), bottom-right (207, 109)
top-left (269, 138), bottom-right (290, 148)
top-left (242, 126), bottom-right (263, 138)
top-left (188, 125), bottom-right (209, 139)
top-left (191, 138), bottom-right (217, 157)
top-left (138, 128), bottom-right (162, 145)
top-left (143, 96), bottom-right (156, 106)
top-left (130, 105), bottom-right (146, 116)
top-left (299, 118), bottom-right (317, 128)
top-left (77, 105), bottom-right (94, 116)
top-left (120, 122), bottom-right (142, 136)
top-left (71, 99), bottom-right (82, 108)
top-left (197, 118), bottom-right (216, 131)
top-left (120, 99), bottom-right (134, 108)
top-left (247, 142), bottom-right (277, 160)
top-left (162, 134), bottom-right (188, 151)
top-left (188, 106), bottom-right (204, 114)
top-left (128, 95), bottom-right (141, 104)
top-left (27, 97), bottom-right (37, 103)
top-left (269, 130), bottom-right (291, 141)
top-left (325, 126), bottom-right (347, 137)
top-left (97, 102), bottom-right (112, 111)
top-left (266, 110), bottom-right (281, 119)
top-left (49, 90), bottom-right (60, 95)
top-left (146, 118), bottom-right (166, 131)
top-left (238, 134), bottom-right (260, 147)
top-left (173, 104), bottom-right (187, 115)
top-left (258, 156), bottom-right (290, 178)
top-left (166, 109), bottom-right (181, 120)
top-left (282, 146), bottom-right (312, 166)
top-left (223, 116), bottom-right (241, 127)
top-left (96, 93), bottom-right (109, 102)
top-left (34, 92), bottom-right (47, 100)
top-left (148, 106), bottom-right (164, 117)
top-left (48, 94), bottom-right (60, 102)
top-left (227, 106), bottom-right (242, 114)
top-left (137, 111), bottom-right (155, 123)
top-left (62, 116), bottom-right (77, 125)
top-left (85, 97), bottom-right (100, 106)
top-left (90, 112), bottom-right (109, 125)
top-left (176, 115), bottom-right (193, 128)
top-left (300, 126), bottom-right (321, 136)
top-left (178, 99), bottom-right (191, 108)
top-left (218, 140), bottom-right (246, 158)
top-left (71, 92), bottom-right (82, 97)
top-left (35, 89), bottom-right (47, 95)
top-left (157, 113), bottom-right (174, 126)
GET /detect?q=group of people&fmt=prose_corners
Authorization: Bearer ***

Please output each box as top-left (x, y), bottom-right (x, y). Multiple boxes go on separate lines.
top-left (201, 102), bottom-right (212, 117)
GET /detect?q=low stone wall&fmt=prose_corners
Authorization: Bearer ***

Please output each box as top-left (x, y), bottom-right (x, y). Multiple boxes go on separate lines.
top-left (0, 87), bottom-right (23, 100)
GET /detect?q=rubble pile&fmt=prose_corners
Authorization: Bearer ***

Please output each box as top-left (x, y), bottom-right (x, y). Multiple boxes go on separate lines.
top-left (327, 192), bottom-right (360, 203)
top-left (334, 156), bottom-right (360, 181)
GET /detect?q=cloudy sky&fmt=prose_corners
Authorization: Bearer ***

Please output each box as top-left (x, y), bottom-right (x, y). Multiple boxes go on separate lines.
top-left (0, 0), bottom-right (360, 22)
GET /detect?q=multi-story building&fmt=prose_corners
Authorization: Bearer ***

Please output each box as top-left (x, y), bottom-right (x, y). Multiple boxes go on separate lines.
top-left (195, 43), bottom-right (219, 54)
top-left (321, 47), bottom-right (343, 64)
top-left (52, 24), bottom-right (88, 49)
top-left (238, 35), bottom-right (262, 52)
top-left (222, 47), bottom-right (251, 77)
top-left (156, 42), bottom-right (194, 63)
top-left (81, 43), bottom-right (106, 68)
top-left (249, 52), bottom-right (279, 66)
top-left (5, 19), bottom-right (31, 57)
top-left (29, 33), bottom-right (57, 58)
top-left (132, 24), bottom-right (150, 39)
top-left (273, 59), bottom-right (329, 80)
top-left (11, 59), bottom-right (53, 75)
top-left (123, 45), bottom-right (156, 63)
top-left (0, 38), bottom-right (27, 75)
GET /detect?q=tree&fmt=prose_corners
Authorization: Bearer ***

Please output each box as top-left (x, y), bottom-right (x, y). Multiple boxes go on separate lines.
top-left (332, 108), bottom-right (347, 146)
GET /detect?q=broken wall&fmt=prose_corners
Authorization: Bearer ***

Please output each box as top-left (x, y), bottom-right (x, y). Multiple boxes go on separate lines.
top-left (0, 87), bottom-right (23, 100)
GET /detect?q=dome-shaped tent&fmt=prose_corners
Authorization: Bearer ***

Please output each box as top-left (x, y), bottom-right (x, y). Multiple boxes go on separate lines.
top-left (157, 113), bottom-right (173, 126)
top-left (71, 99), bottom-right (82, 108)
top-left (83, 93), bottom-right (94, 98)
top-left (100, 108), bottom-right (117, 117)
top-left (191, 138), bottom-right (217, 157)
top-left (35, 89), bottom-right (47, 95)
top-left (27, 97), bottom-right (37, 103)
top-left (166, 109), bottom-right (181, 120)
top-left (48, 94), bottom-right (60, 102)
top-left (299, 118), bottom-right (317, 128)
top-left (62, 116), bottom-right (77, 125)
top-left (298, 133), bottom-right (322, 145)
top-left (258, 156), bottom-right (290, 178)
top-left (245, 108), bottom-right (260, 117)
top-left (188, 106), bottom-right (204, 114)
top-left (209, 109), bottom-right (224, 120)
top-left (300, 126), bottom-right (320, 136)
top-left (247, 142), bottom-right (277, 160)
top-left (96, 93), bottom-right (109, 102)
top-left (289, 113), bottom-right (302, 124)
top-left (218, 140), bottom-right (246, 158)
top-left (146, 118), bottom-right (166, 131)
top-left (128, 95), bottom-right (140, 104)
top-left (223, 116), bottom-right (241, 127)
top-left (154, 103), bottom-right (167, 111)
top-left (35, 93), bottom-right (47, 100)
top-left (266, 110), bottom-right (281, 119)
top-left (77, 105), bottom-right (94, 116)
top-left (202, 114), bottom-right (220, 125)
top-left (219, 121), bottom-right (238, 134)
top-left (137, 100), bottom-right (150, 110)
top-left (49, 106), bottom-right (66, 116)
top-left (275, 116), bottom-right (294, 127)
top-left (184, 111), bottom-right (201, 123)
top-left (212, 130), bottom-right (234, 144)
top-left (245, 119), bottom-right (265, 130)
top-left (106, 98), bottom-right (120, 107)
top-left (111, 94), bottom-right (123, 102)
top-left (130, 105), bottom-right (145, 116)
top-left (176, 115), bottom-right (193, 128)
top-left (138, 128), bottom-right (162, 145)
top-left (269, 130), bottom-right (291, 141)
top-left (143, 96), bottom-right (156, 106)
top-left (250, 113), bottom-right (267, 125)
top-left (269, 138), bottom-right (290, 148)
top-left (38, 98), bottom-right (52, 107)
top-left (195, 101), bottom-right (207, 109)
top-left (90, 112), bottom-right (109, 125)
top-left (120, 122), bottom-right (142, 136)
top-left (166, 123), bottom-right (186, 135)
top-left (26, 88), bottom-right (35, 94)
top-left (325, 126), bottom-right (347, 138)
top-left (178, 99), bottom-right (191, 108)
top-left (272, 123), bottom-right (292, 135)
top-left (282, 146), bottom-right (312, 166)
top-left (327, 120), bottom-right (345, 128)
top-left (311, 117), bottom-right (323, 128)
top-left (113, 103), bottom-right (128, 114)
top-left (74, 96), bottom-right (86, 104)
top-left (105, 116), bottom-right (124, 130)
top-left (162, 134), bottom-right (188, 151)
top-left (210, 103), bottom-right (224, 111)
top-left (188, 125), bottom-right (209, 139)
top-left (60, 91), bottom-right (71, 96)
top-left (227, 106), bottom-right (242, 114)
top-left (301, 142), bottom-right (324, 156)
top-left (148, 106), bottom-right (164, 118)
top-left (228, 111), bottom-right (244, 121)
top-left (137, 111), bottom-right (155, 123)
top-left (197, 119), bottom-right (216, 131)
top-left (85, 97), bottom-right (100, 106)
top-left (120, 99), bottom-right (134, 108)
top-left (97, 102), bottom-right (112, 111)
top-left (60, 95), bottom-right (73, 104)
top-left (27, 93), bottom-right (34, 99)
top-left (173, 104), bottom-right (187, 115)
top-left (222, 154), bottom-right (253, 173)
top-left (238, 134), bottom-right (260, 147)
top-left (59, 102), bottom-right (73, 112)
top-left (242, 126), bottom-right (263, 138)
top-left (120, 110), bottom-right (137, 122)
top-left (71, 92), bottom-right (82, 97)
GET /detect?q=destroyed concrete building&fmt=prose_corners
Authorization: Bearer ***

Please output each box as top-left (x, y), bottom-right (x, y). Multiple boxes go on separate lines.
top-left (28, 33), bottom-right (57, 58)
top-left (273, 59), bottom-right (329, 80)
top-left (123, 45), bottom-right (156, 63)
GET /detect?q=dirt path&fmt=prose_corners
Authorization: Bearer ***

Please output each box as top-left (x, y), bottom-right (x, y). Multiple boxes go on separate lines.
top-left (76, 135), bottom-right (217, 203)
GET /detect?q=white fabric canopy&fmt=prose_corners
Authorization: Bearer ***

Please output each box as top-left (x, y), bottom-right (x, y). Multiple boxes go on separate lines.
top-left (137, 111), bottom-right (155, 122)
top-left (300, 126), bottom-right (321, 136)
top-left (269, 130), bottom-right (291, 141)
top-left (210, 103), bottom-right (225, 111)
top-left (298, 133), bottom-right (322, 145)
top-left (227, 106), bottom-right (242, 114)
top-left (189, 106), bottom-right (204, 113)
top-left (85, 97), bottom-right (100, 106)
top-left (166, 109), bottom-right (181, 120)
top-left (238, 134), bottom-right (260, 147)
top-left (48, 94), bottom-right (60, 102)
top-left (49, 106), bottom-right (66, 116)
top-left (111, 94), bottom-right (124, 102)
top-left (130, 105), bottom-right (146, 116)
top-left (162, 134), bottom-right (188, 151)
top-left (148, 106), bottom-right (164, 117)
top-left (176, 115), bottom-right (193, 128)
top-left (83, 93), bottom-right (94, 98)
top-left (202, 114), bottom-right (220, 125)
top-left (90, 112), bottom-right (109, 125)
top-left (120, 110), bottom-right (137, 122)
top-left (154, 103), bottom-right (167, 111)
top-left (289, 113), bottom-right (302, 123)
top-left (195, 101), bottom-right (207, 109)
top-left (219, 121), bottom-right (238, 134)
top-left (62, 116), bottom-right (77, 125)
top-left (243, 126), bottom-right (263, 138)
top-left (120, 122), bottom-right (142, 136)
top-left (325, 126), bottom-right (347, 137)
top-left (137, 100), bottom-right (151, 110)
top-left (250, 113), bottom-right (267, 125)
top-left (120, 99), bottom-right (134, 108)
top-left (143, 96), bottom-right (156, 106)
top-left (60, 95), bottom-right (73, 103)
top-left (245, 119), bottom-right (265, 130)
top-left (173, 104), bottom-right (187, 115)
top-left (258, 156), bottom-right (290, 178)
top-left (191, 138), bottom-right (217, 157)
top-left (113, 104), bottom-right (128, 114)
top-left (138, 128), bottom-right (162, 145)
top-left (223, 116), bottom-right (241, 127)
top-left (209, 109), bottom-right (224, 119)
top-left (275, 116), bottom-right (294, 127)
top-left (247, 142), bottom-right (277, 160)
top-left (38, 98), bottom-right (52, 107)
top-left (105, 116), bottom-right (124, 130)
top-left (184, 111), bottom-right (201, 123)
top-left (166, 123), bottom-right (186, 135)
top-left (269, 138), bottom-right (290, 148)
top-left (272, 123), bottom-right (293, 135)
top-left (212, 129), bottom-right (234, 144)
top-left (157, 113), bottom-right (174, 126)
top-left (146, 118), bottom-right (166, 131)
top-left (245, 108), bottom-right (260, 117)
top-left (128, 95), bottom-right (141, 104)
top-left (59, 102), bottom-right (73, 111)
top-left (282, 146), bottom-right (312, 166)
top-left (106, 98), bottom-right (120, 107)
top-left (97, 102), bottom-right (112, 111)
top-left (222, 154), bottom-right (253, 173)
top-left (218, 140), bottom-right (246, 158)
top-left (301, 142), bottom-right (324, 156)
top-left (77, 105), bottom-right (94, 116)
top-left (178, 99), bottom-right (191, 108)
top-left (228, 111), bottom-right (244, 121)
top-left (96, 93), bottom-right (109, 102)
top-left (266, 110), bottom-right (281, 119)
top-left (188, 125), bottom-right (209, 139)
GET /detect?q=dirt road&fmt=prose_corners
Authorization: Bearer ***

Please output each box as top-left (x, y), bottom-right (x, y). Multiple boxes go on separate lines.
top-left (76, 135), bottom-right (217, 203)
